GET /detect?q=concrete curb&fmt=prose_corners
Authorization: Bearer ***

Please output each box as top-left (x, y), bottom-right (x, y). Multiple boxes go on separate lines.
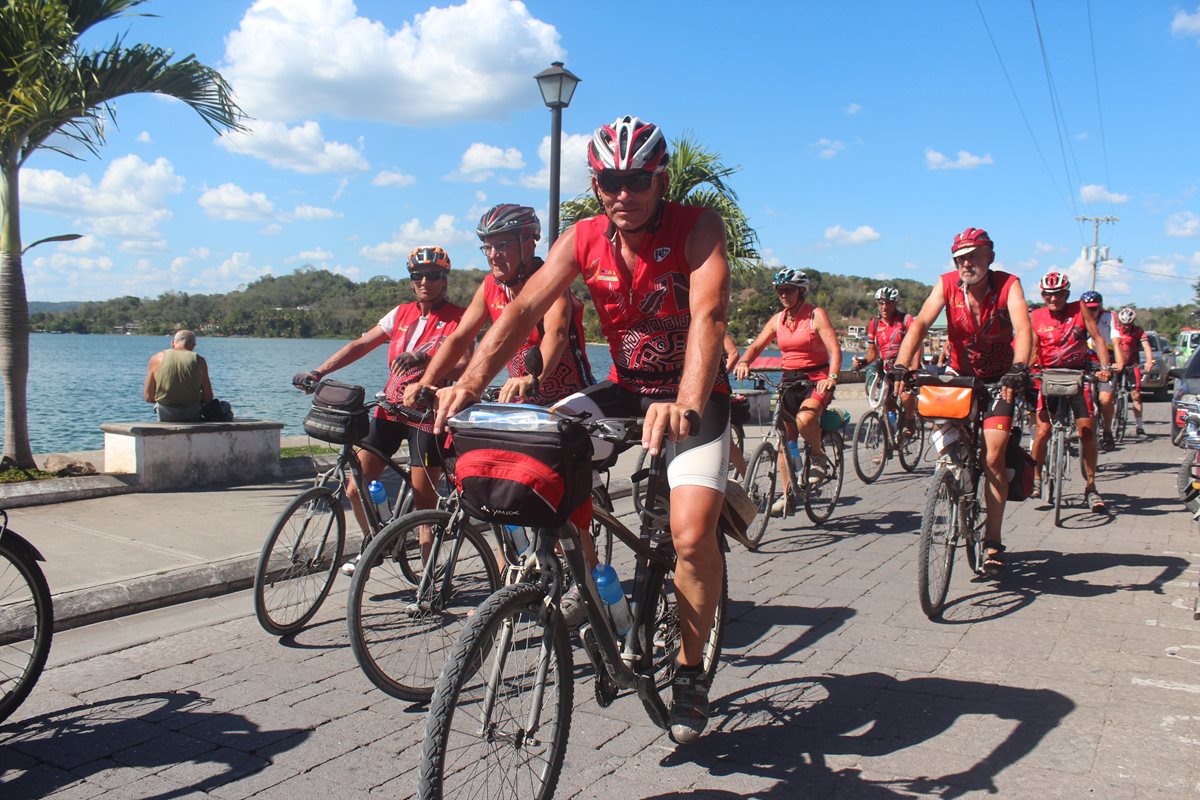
top-left (0, 474), bottom-right (138, 508)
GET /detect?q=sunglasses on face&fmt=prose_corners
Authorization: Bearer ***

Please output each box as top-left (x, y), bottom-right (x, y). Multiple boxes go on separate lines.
top-left (478, 239), bottom-right (517, 255)
top-left (410, 272), bottom-right (445, 283)
top-left (596, 171), bottom-right (654, 194)
top-left (1041, 290), bottom-right (1066, 298)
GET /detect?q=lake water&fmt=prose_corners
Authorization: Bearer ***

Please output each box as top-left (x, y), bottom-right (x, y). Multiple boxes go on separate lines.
top-left (2, 334), bottom-right (859, 454)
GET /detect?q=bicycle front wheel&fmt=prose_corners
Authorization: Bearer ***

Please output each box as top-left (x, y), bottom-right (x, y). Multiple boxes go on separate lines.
top-left (420, 583), bottom-right (572, 800)
top-left (897, 419), bottom-right (925, 473)
top-left (348, 509), bottom-right (501, 701)
top-left (743, 441), bottom-right (778, 547)
top-left (804, 431), bottom-right (845, 525)
top-left (1114, 392), bottom-right (1128, 445)
top-left (917, 467), bottom-right (958, 619)
top-left (852, 411), bottom-right (887, 484)
top-left (0, 540), bottom-right (53, 724)
top-left (254, 486), bottom-right (346, 636)
top-left (1052, 430), bottom-right (1067, 527)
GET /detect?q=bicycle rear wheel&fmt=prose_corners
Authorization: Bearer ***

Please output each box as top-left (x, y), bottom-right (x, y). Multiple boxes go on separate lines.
top-left (254, 485), bottom-right (346, 636)
top-left (419, 583), bottom-right (571, 800)
top-left (917, 467), bottom-right (958, 619)
top-left (0, 539), bottom-right (53, 724)
top-left (742, 442), bottom-right (777, 547)
top-left (852, 411), bottom-right (887, 484)
top-left (347, 509), bottom-right (501, 701)
top-left (804, 431), bottom-right (845, 525)
top-left (897, 419), bottom-right (925, 473)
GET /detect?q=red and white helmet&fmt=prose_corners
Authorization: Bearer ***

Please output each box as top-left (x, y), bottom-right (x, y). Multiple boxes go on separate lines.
top-left (1038, 271), bottom-right (1070, 293)
top-left (587, 116), bottom-right (670, 174)
top-left (1117, 307), bottom-right (1136, 325)
top-left (951, 227), bottom-right (993, 258)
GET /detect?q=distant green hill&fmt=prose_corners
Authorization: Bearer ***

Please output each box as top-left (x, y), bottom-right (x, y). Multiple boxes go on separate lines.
top-left (28, 300), bottom-right (81, 315)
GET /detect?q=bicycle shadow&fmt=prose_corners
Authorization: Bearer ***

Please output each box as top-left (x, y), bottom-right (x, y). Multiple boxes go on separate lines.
top-left (723, 604), bottom-right (856, 664)
top-left (1099, 492), bottom-right (1181, 518)
top-left (1005, 549), bottom-right (1187, 599)
top-left (0, 691), bottom-right (309, 800)
top-left (648, 672), bottom-right (1073, 799)
top-left (760, 509), bottom-right (920, 555)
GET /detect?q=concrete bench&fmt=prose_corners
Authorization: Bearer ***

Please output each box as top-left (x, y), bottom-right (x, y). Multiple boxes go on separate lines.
top-left (101, 419), bottom-right (284, 489)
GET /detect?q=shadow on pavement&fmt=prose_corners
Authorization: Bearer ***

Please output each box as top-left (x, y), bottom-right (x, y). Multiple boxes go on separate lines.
top-left (0, 691), bottom-right (309, 800)
top-left (647, 672), bottom-right (1073, 799)
top-left (1006, 549), bottom-right (1187, 598)
top-left (724, 604), bottom-right (855, 664)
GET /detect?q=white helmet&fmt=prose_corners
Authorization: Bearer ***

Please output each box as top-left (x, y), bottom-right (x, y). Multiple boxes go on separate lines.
top-left (1117, 307), bottom-right (1136, 325)
top-left (874, 286), bottom-right (899, 302)
top-left (587, 116), bottom-right (670, 174)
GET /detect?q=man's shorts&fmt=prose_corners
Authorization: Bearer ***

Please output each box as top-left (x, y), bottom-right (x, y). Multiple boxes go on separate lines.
top-left (552, 380), bottom-right (730, 492)
top-left (1037, 385), bottom-right (1094, 422)
top-left (361, 415), bottom-right (445, 468)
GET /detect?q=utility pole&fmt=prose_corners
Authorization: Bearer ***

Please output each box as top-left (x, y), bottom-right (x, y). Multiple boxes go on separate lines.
top-left (1076, 215), bottom-right (1118, 291)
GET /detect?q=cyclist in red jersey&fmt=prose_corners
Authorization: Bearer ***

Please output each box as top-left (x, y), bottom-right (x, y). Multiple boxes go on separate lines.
top-left (852, 286), bottom-right (919, 434)
top-left (406, 204), bottom-right (594, 407)
top-left (434, 115), bottom-right (729, 745)
top-left (893, 228), bottom-right (1033, 572)
top-left (1114, 307), bottom-right (1154, 437)
top-left (734, 268), bottom-right (841, 514)
top-left (1027, 271), bottom-right (1113, 512)
top-left (295, 246), bottom-right (467, 573)
top-left (1080, 290), bottom-right (1122, 450)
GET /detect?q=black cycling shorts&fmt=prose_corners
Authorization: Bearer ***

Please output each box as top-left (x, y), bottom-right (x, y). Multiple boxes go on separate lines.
top-left (361, 415), bottom-right (445, 468)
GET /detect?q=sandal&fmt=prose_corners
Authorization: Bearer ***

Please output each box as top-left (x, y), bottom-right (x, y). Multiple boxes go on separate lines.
top-left (1085, 486), bottom-right (1106, 513)
top-left (1031, 478), bottom-right (1042, 500)
top-left (983, 542), bottom-right (1006, 572)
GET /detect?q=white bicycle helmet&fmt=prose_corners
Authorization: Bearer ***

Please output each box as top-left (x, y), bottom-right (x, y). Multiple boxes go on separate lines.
top-left (874, 286), bottom-right (899, 302)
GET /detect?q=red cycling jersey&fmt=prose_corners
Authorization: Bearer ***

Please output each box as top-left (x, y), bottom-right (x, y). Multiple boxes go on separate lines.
top-left (482, 273), bottom-right (593, 403)
top-left (776, 305), bottom-right (829, 374)
top-left (867, 312), bottom-right (912, 362)
top-left (1030, 302), bottom-right (1089, 369)
top-left (380, 300), bottom-right (465, 429)
top-left (1115, 322), bottom-right (1145, 366)
top-left (574, 202), bottom-right (730, 397)
top-left (940, 269), bottom-right (1018, 381)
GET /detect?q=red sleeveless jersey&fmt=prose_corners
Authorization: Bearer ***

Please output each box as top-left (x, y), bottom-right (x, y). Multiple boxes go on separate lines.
top-left (1031, 302), bottom-right (1089, 369)
top-left (573, 203), bottom-right (730, 397)
top-left (380, 300), bottom-right (465, 428)
top-left (867, 312), bottom-right (912, 362)
top-left (481, 274), bottom-right (593, 403)
top-left (776, 305), bottom-right (829, 373)
top-left (1115, 322), bottom-right (1145, 365)
top-left (940, 270), bottom-right (1018, 381)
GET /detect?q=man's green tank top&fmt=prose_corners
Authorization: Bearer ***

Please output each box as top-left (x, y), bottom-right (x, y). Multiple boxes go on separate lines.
top-left (156, 349), bottom-right (203, 407)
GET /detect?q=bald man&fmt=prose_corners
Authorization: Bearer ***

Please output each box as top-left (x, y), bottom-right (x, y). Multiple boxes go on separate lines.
top-left (144, 330), bottom-right (214, 422)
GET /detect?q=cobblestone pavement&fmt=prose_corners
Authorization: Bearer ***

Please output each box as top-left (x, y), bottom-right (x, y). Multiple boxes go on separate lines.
top-left (2, 407), bottom-right (1198, 799)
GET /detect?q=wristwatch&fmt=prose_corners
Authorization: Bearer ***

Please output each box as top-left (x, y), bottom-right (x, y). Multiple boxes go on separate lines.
top-left (828, 373), bottom-right (839, 381)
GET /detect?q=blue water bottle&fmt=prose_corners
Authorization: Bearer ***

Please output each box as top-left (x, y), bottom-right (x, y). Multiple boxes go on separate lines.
top-left (367, 480), bottom-right (390, 523)
top-left (888, 411), bottom-right (898, 428)
top-left (504, 525), bottom-right (530, 553)
top-left (786, 440), bottom-right (801, 462)
top-left (592, 564), bottom-right (633, 635)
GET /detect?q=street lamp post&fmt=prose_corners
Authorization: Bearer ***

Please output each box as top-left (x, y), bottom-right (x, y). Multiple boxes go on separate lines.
top-left (534, 61), bottom-right (580, 247)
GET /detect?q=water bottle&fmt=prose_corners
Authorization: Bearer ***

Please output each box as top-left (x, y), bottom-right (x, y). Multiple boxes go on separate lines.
top-left (367, 480), bottom-right (390, 523)
top-left (786, 440), bottom-right (801, 462)
top-left (888, 411), bottom-right (897, 428)
top-left (592, 564), bottom-right (633, 635)
top-left (504, 525), bottom-right (530, 553)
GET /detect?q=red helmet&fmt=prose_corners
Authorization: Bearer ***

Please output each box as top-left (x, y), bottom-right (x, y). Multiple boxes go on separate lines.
top-left (587, 116), bottom-right (670, 174)
top-left (951, 227), bottom-right (993, 258)
top-left (1038, 271), bottom-right (1070, 293)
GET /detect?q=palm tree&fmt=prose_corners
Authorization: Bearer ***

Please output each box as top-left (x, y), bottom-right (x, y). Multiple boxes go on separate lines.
top-left (1, 0), bottom-right (243, 466)
top-left (558, 132), bottom-right (762, 270)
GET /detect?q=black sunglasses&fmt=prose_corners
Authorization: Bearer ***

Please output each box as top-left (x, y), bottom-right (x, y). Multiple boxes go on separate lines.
top-left (1041, 290), bottom-right (1067, 297)
top-left (596, 171), bottom-right (654, 194)
top-left (410, 271), bottom-right (445, 283)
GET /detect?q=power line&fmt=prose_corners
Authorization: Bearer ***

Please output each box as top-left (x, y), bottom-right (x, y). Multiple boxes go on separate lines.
top-left (1031, 0), bottom-right (1081, 218)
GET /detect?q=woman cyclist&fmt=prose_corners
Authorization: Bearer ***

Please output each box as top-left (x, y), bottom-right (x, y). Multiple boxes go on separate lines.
top-left (734, 268), bottom-right (842, 515)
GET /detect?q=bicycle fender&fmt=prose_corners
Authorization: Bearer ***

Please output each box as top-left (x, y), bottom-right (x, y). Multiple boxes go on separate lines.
top-left (0, 528), bottom-right (47, 563)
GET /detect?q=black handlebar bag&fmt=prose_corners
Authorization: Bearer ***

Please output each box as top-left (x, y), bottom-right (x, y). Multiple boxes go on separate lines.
top-left (448, 403), bottom-right (593, 528)
top-left (303, 380), bottom-right (369, 444)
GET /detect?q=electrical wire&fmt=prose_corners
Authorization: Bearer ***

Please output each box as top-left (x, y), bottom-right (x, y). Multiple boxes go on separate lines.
top-left (1030, 0), bottom-right (1082, 219)
top-left (1086, 0), bottom-right (1116, 219)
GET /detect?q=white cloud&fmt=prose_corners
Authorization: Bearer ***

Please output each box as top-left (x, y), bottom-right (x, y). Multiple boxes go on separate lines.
top-left (813, 138), bottom-right (845, 159)
top-left (198, 183), bottom-right (275, 221)
top-left (290, 247), bottom-right (334, 263)
top-left (359, 214), bottom-right (467, 262)
top-left (925, 148), bottom-right (993, 170)
top-left (519, 133), bottom-right (591, 193)
top-left (373, 170), bottom-right (416, 187)
top-left (845, 103), bottom-right (861, 115)
top-left (292, 205), bottom-right (341, 220)
top-left (223, 0), bottom-right (563, 124)
top-left (260, 223), bottom-right (284, 236)
top-left (824, 224), bottom-right (880, 245)
top-left (136, 131), bottom-right (153, 144)
top-left (1172, 7), bottom-right (1200, 39)
top-left (1080, 184), bottom-right (1129, 204)
top-left (1167, 211), bottom-right (1200, 237)
top-left (449, 142), bottom-right (525, 182)
top-left (218, 120), bottom-right (368, 174)
top-left (59, 235), bottom-right (103, 254)
top-left (1033, 241), bottom-right (1061, 254)
top-left (192, 251), bottom-right (273, 291)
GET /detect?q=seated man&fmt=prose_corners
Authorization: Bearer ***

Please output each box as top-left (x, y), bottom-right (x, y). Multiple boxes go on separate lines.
top-left (144, 330), bottom-right (214, 422)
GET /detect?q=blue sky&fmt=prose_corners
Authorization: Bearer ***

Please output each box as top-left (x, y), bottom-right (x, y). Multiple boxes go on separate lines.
top-left (17, 0), bottom-right (1200, 311)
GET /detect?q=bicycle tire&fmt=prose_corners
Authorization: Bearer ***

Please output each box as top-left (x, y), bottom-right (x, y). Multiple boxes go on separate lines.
top-left (631, 447), bottom-right (650, 518)
top-left (729, 421), bottom-right (746, 481)
top-left (254, 485), bottom-right (346, 636)
top-left (1053, 430), bottom-right (1067, 527)
top-left (804, 431), bottom-right (844, 525)
top-left (419, 582), bottom-right (572, 800)
top-left (852, 411), bottom-right (887, 484)
top-left (640, 544), bottom-right (727, 697)
top-left (347, 509), bottom-right (501, 701)
top-left (0, 540), bottom-right (53, 724)
top-left (1114, 391), bottom-right (1128, 445)
top-left (897, 419), bottom-right (925, 473)
top-left (743, 441), bottom-right (778, 546)
top-left (917, 467), bottom-right (958, 619)
top-left (590, 484), bottom-right (616, 565)
top-left (865, 366), bottom-right (887, 410)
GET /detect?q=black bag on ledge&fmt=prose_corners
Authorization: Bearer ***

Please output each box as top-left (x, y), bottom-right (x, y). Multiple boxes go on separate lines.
top-left (200, 398), bottom-right (234, 422)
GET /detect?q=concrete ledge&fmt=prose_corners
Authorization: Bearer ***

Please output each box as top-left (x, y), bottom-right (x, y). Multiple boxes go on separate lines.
top-left (102, 418), bottom-right (284, 489)
top-left (0, 474), bottom-right (137, 508)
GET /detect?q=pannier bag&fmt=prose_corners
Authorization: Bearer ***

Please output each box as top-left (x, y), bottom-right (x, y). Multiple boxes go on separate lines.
top-left (303, 380), bottom-right (369, 444)
top-left (1041, 368), bottom-right (1083, 397)
top-left (1005, 431), bottom-right (1036, 502)
top-left (720, 479), bottom-right (758, 538)
top-left (822, 407), bottom-right (851, 432)
top-left (917, 375), bottom-right (978, 421)
top-left (449, 403), bottom-right (593, 528)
